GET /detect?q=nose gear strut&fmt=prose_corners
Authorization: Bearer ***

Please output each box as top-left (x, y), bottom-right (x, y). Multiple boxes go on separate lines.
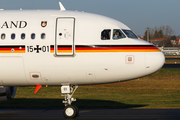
top-left (61, 85), bottom-right (79, 118)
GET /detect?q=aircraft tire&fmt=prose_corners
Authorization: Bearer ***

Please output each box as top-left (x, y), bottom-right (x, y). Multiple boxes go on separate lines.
top-left (72, 105), bottom-right (79, 117)
top-left (63, 105), bottom-right (77, 118)
top-left (6, 86), bottom-right (17, 100)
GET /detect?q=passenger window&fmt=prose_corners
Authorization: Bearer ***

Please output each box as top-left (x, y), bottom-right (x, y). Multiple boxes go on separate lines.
top-left (21, 33), bottom-right (25, 40)
top-left (113, 29), bottom-right (126, 40)
top-left (101, 29), bottom-right (111, 40)
top-left (1, 34), bottom-right (5, 40)
top-left (41, 33), bottom-right (46, 39)
top-left (31, 33), bottom-right (35, 39)
top-left (11, 33), bottom-right (15, 40)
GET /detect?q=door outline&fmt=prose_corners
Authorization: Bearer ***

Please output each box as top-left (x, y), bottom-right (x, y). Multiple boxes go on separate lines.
top-left (55, 17), bottom-right (75, 56)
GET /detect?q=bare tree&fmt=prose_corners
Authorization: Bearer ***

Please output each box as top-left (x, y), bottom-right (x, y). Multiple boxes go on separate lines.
top-left (149, 27), bottom-right (155, 40)
top-left (161, 25), bottom-right (174, 47)
top-left (165, 26), bottom-right (173, 37)
top-left (159, 40), bottom-right (167, 47)
top-left (144, 25), bottom-right (175, 47)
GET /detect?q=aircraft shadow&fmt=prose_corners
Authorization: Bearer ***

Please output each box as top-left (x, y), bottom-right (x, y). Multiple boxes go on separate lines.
top-left (0, 98), bottom-right (147, 109)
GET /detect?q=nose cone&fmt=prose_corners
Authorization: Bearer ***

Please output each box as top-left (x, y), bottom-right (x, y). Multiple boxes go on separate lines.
top-left (146, 52), bottom-right (165, 75)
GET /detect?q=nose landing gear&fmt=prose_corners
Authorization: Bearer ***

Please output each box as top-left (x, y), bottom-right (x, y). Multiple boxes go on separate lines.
top-left (61, 85), bottom-right (79, 118)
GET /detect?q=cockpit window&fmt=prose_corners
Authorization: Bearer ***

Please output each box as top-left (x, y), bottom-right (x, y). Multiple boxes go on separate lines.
top-left (122, 30), bottom-right (138, 39)
top-left (113, 29), bottom-right (126, 40)
top-left (101, 29), bottom-right (111, 40)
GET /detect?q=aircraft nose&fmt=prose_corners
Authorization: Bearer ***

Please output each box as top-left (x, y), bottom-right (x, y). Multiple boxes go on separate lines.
top-left (146, 52), bottom-right (165, 75)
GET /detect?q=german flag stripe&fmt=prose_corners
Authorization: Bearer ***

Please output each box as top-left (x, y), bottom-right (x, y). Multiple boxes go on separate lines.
top-left (0, 45), bottom-right (25, 48)
top-left (50, 45), bottom-right (161, 53)
top-left (50, 45), bottom-right (73, 53)
top-left (0, 45), bottom-right (25, 53)
top-left (76, 49), bottom-right (160, 52)
top-left (76, 47), bottom-right (157, 50)
top-left (57, 50), bottom-right (72, 53)
top-left (50, 45), bottom-right (54, 53)
top-left (57, 45), bottom-right (72, 52)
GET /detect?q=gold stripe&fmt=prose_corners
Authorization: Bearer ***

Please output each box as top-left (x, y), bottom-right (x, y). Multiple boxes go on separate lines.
top-left (146, 49), bottom-right (161, 52)
top-left (57, 50), bottom-right (72, 53)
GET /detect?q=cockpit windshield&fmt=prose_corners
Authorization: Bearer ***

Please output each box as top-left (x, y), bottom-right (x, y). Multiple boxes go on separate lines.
top-left (113, 29), bottom-right (126, 40)
top-left (122, 30), bottom-right (138, 39)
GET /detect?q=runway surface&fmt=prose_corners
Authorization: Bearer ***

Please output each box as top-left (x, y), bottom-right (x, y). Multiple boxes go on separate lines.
top-left (0, 109), bottom-right (180, 120)
top-left (166, 58), bottom-right (180, 60)
top-left (163, 64), bottom-right (180, 68)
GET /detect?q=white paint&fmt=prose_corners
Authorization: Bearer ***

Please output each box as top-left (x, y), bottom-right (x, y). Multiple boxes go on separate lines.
top-left (0, 10), bottom-right (165, 86)
top-left (59, 2), bottom-right (66, 11)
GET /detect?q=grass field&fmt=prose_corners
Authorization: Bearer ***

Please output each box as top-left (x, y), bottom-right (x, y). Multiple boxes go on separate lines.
top-left (165, 55), bottom-right (180, 64)
top-left (165, 60), bottom-right (180, 64)
top-left (0, 69), bottom-right (180, 109)
top-left (165, 55), bottom-right (180, 58)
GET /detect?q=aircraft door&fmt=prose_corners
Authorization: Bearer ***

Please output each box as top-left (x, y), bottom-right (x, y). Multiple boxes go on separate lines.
top-left (55, 18), bottom-right (75, 56)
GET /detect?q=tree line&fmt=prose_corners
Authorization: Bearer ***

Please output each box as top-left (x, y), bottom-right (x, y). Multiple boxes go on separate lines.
top-left (144, 25), bottom-right (179, 47)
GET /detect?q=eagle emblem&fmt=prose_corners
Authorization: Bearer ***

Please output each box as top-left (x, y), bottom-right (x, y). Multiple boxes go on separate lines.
top-left (41, 21), bottom-right (47, 27)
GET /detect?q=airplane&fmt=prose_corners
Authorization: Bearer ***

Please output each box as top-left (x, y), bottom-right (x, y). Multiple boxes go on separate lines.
top-left (0, 2), bottom-right (165, 118)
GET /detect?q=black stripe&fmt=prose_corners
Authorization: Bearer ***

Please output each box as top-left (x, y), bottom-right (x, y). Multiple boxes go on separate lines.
top-left (51, 45), bottom-right (155, 48)
top-left (76, 45), bottom-right (155, 48)
top-left (0, 45), bottom-right (25, 48)
top-left (57, 45), bottom-right (72, 48)
top-left (0, 45), bottom-right (155, 48)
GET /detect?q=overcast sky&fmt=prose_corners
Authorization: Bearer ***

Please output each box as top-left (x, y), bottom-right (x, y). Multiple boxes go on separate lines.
top-left (0, 0), bottom-right (179, 36)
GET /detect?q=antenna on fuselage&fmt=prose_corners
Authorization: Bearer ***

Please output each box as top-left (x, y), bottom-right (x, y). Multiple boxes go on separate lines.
top-left (59, 2), bottom-right (66, 11)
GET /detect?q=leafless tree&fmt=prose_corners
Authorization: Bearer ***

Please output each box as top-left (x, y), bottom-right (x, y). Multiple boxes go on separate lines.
top-left (161, 25), bottom-right (174, 47)
top-left (144, 25), bottom-right (175, 47)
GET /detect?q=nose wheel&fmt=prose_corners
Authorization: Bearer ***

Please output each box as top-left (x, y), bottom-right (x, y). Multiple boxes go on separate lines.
top-left (61, 85), bottom-right (79, 118)
top-left (63, 105), bottom-right (79, 118)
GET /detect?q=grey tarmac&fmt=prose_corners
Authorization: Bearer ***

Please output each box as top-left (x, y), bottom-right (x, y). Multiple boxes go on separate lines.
top-left (163, 64), bottom-right (180, 68)
top-left (0, 109), bottom-right (180, 120)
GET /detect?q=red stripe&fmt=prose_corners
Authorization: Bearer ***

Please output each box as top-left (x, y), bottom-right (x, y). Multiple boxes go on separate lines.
top-left (57, 48), bottom-right (72, 50)
top-left (51, 47), bottom-right (72, 50)
top-left (146, 47), bottom-right (159, 49)
top-left (0, 48), bottom-right (25, 50)
top-left (75, 47), bottom-right (158, 50)
top-left (50, 48), bottom-right (54, 50)
top-left (51, 46), bottom-right (159, 50)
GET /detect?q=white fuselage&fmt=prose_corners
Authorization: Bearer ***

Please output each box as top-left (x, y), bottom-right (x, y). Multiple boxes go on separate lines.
top-left (0, 10), bottom-right (165, 86)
